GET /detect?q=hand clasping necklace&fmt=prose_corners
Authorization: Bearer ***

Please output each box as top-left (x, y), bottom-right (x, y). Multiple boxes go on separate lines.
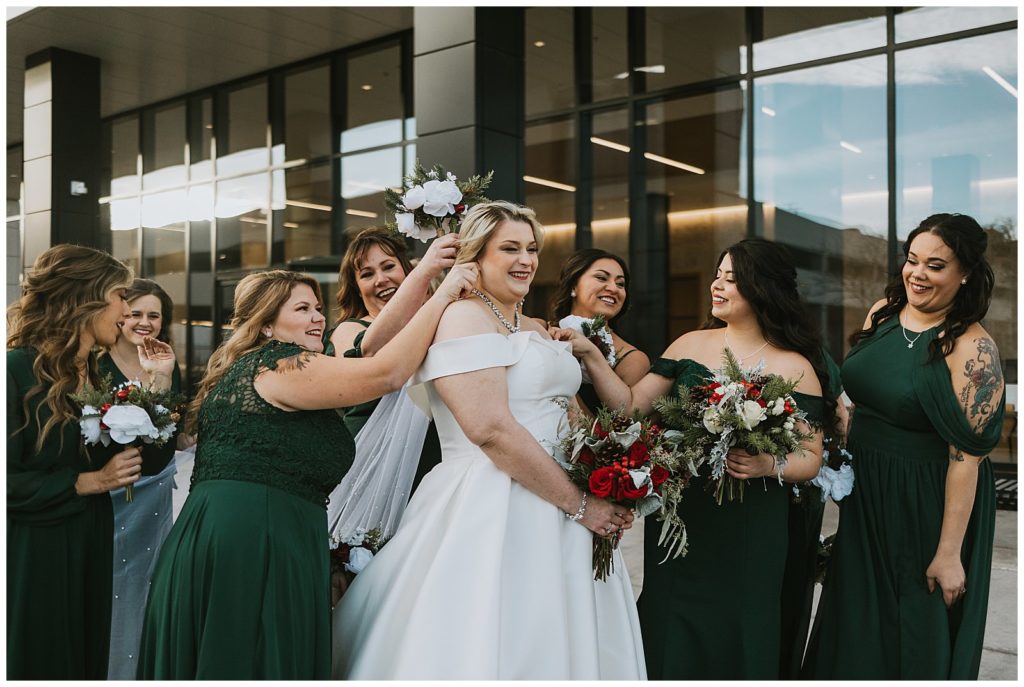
top-left (472, 289), bottom-right (521, 334)
top-left (724, 329), bottom-right (769, 362)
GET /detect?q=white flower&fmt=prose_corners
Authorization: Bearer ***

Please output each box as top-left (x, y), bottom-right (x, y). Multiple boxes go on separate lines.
top-left (421, 179), bottom-right (463, 217)
top-left (426, 170), bottom-right (438, 179)
top-left (79, 406), bottom-right (110, 446)
top-left (401, 185), bottom-right (426, 210)
top-left (628, 468), bottom-right (653, 495)
top-left (345, 546), bottom-right (374, 574)
top-left (446, 171), bottom-right (457, 181)
top-left (102, 404), bottom-right (159, 444)
top-left (784, 418), bottom-right (795, 431)
top-left (396, 212), bottom-right (435, 242)
top-left (738, 399), bottom-right (767, 430)
top-left (811, 463), bottom-right (855, 502)
top-left (157, 420), bottom-right (177, 443)
top-left (703, 407), bottom-right (724, 434)
top-left (771, 398), bottom-right (786, 416)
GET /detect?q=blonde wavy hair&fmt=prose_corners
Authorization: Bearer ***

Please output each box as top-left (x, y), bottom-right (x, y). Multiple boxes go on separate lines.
top-left (455, 201), bottom-right (545, 264)
top-left (186, 270), bottom-right (323, 433)
top-left (7, 244), bottom-right (133, 452)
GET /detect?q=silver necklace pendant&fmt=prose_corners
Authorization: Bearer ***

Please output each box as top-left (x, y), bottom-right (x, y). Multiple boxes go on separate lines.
top-left (899, 311), bottom-right (923, 350)
top-left (472, 289), bottom-right (520, 334)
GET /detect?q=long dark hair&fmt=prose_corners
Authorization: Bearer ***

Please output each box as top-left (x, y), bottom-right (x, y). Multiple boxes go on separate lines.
top-left (849, 213), bottom-right (994, 362)
top-left (549, 248), bottom-right (632, 327)
top-left (705, 238), bottom-right (839, 440)
top-left (125, 278), bottom-right (175, 347)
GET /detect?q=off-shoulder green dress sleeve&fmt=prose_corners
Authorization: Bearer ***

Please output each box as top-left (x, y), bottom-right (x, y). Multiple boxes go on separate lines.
top-left (637, 356), bottom-right (831, 680)
top-left (136, 341), bottom-right (354, 679)
top-left (802, 317), bottom-right (1004, 679)
top-left (7, 348), bottom-right (120, 679)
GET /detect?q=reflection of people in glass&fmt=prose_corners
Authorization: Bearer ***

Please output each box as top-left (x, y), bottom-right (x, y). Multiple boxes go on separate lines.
top-left (137, 266), bottom-right (476, 679)
top-left (566, 238), bottom-right (841, 680)
top-left (549, 248), bottom-right (650, 416)
top-left (8, 245), bottom-right (142, 679)
top-left (97, 279), bottom-right (187, 680)
top-left (803, 213), bottom-right (1005, 680)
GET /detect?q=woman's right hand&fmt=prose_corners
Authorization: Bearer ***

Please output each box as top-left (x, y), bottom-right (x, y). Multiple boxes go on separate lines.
top-left (579, 495), bottom-right (634, 537)
top-left (549, 327), bottom-right (601, 360)
top-left (414, 233), bottom-right (460, 280)
top-left (433, 262), bottom-right (479, 303)
top-left (75, 447), bottom-right (143, 495)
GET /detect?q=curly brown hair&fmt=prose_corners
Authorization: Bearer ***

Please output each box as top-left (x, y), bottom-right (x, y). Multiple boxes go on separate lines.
top-left (7, 244), bottom-right (133, 452)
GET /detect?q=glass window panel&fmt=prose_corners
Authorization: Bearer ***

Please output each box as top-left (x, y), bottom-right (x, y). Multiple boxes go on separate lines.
top-left (218, 81), bottom-right (268, 177)
top-left (142, 103), bottom-right (186, 190)
top-left (340, 147), bottom-right (401, 236)
top-left (896, 30), bottom-right (1017, 374)
top-left (896, 7), bottom-right (1017, 44)
top-left (283, 163), bottom-right (332, 262)
top-left (8, 147), bottom-right (22, 219)
top-left (755, 57), bottom-right (888, 357)
top-left (190, 96), bottom-right (213, 182)
top-left (216, 173), bottom-right (269, 270)
top-left (109, 197), bottom-right (140, 275)
top-left (342, 45), bottom-right (403, 153)
top-left (756, 8), bottom-right (886, 72)
top-left (592, 8), bottom-right (628, 102)
top-left (645, 8), bottom-right (745, 91)
top-left (188, 183), bottom-right (214, 390)
top-left (590, 109), bottom-right (630, 261)
top-left (524, 118), bottom-right (576, 317)
top-left (286, 64), bottom-right (331, 161)
top-left (647, 89), bottom-right (748, 341)
top-left (140, 197), bottom-right (186, 368)
top-left (526, 7), bottom-right (575, 115)
top-left (109, 116), bottom-right (139, 196)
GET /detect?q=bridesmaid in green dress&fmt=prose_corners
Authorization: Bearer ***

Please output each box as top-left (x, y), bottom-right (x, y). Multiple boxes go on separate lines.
top-left (7, 245), bottom-right (143, 679)
top-left (97, 279), bottom-right (188, 679)
top-left (566, 238), bottom-right (842, 680)
top-left (137, 264), bottom-right (478, 679)
top-left (325, 228), bottom-right (458, 486)
top-left (803, 213), bottom-right (1005, 680)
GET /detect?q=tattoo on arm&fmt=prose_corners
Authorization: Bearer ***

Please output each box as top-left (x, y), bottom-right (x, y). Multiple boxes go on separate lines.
top-left (274, 351), bottom-right (317, 374)
top-left (958, 337), bottom-right (1003, 432)
top-left (949, 448), bottom-right (965, 462)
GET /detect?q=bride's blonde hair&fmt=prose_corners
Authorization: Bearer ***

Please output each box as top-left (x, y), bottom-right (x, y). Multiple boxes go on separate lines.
top-left (455, 201), bottom-right (545, 264)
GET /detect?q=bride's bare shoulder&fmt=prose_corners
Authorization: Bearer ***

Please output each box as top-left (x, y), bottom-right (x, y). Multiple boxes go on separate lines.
top-left (434, 298), bottom-right (500, 343)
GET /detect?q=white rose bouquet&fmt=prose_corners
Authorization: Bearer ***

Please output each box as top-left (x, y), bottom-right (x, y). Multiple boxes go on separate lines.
top-left (385, 161), bottom-right (493, 242)
top-left (653, 348), bottom-right (815, 504)
top-left (557, 314), bottom-right (617, 383)
top-left (70, 375), bottom-right (183, 503)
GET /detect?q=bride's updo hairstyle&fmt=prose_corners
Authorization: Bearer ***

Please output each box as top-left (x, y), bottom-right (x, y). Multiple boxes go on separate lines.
top-left (185, 269), bottom-right (322, 432)
top-left (455, 201), bottom-right (545, 264)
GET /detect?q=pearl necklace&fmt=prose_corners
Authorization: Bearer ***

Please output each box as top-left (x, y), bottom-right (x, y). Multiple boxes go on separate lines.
top-left (472, 289), bottom-right (521, 334)
top-left (724, 329), bottom-right (769, 362)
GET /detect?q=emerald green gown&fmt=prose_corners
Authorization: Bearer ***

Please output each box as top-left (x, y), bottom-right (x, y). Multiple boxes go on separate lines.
top-left (324, 319), bottom-right (441, 492)
top-left (7, 348), bottom-right (120, 679)
top-left (802, 317), bottom-right (1003, 679)
top-left (637, 356), bottom-right (832, 680)
top-left (136, 341), bottom-right (353, 679)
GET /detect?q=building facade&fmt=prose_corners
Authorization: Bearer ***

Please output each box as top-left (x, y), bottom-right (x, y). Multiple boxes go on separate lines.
top-left (6, 6), bottom-right (1018, 461)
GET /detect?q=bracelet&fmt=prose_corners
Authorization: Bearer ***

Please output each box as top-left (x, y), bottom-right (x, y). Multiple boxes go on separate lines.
top-left (565, 492), bottom-right (588, 522)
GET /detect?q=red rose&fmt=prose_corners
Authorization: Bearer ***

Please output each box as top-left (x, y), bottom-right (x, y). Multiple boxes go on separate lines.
top-left (593, 421), bottom-right (609, 439)
top-left (454, 203), bottom-right (466, 214)
top-left (578, 447), bottom-right (595, 466)
top-left (620, 475), bottom-right (648, 500)
top-left (589, 466), bottom-right (617, 498)
top-left (650, 464), bottom-right (670, 486)
top-left (708, 382), bottom-right (721, 390)
top-left (628, 441), bottom-right (650, 466)
top-left (757, 398), bottom-right (766, 408)
top-left (116, 389), bottom-right (129, 400)
top-left (100, 403), bottom-right (112, 413)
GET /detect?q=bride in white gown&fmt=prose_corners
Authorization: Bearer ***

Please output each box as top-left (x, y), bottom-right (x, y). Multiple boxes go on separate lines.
top-left (331, 201), bottom-right (646, 680)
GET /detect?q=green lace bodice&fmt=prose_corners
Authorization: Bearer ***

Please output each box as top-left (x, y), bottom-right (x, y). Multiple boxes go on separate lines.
top-left (191, 340), bottom-right (353, 506)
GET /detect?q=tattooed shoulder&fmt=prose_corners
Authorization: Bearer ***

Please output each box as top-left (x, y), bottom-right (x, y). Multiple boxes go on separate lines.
top-left (274, 350), bottom-right (317, 374)
top-left (957, 336), bottom-right (1003, 432)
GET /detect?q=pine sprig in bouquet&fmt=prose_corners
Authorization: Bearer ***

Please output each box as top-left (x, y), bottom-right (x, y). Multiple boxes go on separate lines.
top-left (384, 161), bottom-right (493, 242)
top-left (557, 314), bottom-right (617, 382)
top-left (559, 406), bottom-right (696, 580)
top-left (70, 375), bottom-right (184, 502)
top-left (654, 348), bottom-right (814, 505)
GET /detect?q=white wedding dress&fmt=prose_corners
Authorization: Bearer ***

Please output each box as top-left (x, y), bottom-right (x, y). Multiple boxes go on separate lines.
top-left (331, 331), bottom-right (646, 680)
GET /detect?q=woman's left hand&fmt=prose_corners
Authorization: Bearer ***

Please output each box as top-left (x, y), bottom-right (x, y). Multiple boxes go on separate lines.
top-left (549, 327), bottom-right (600, 359)
top-left (926, 552), bottom-right (967, 608)
top-left (137, 335), bottom-right (176, 386)
top-left (725, 448), bottom-right (776, 480)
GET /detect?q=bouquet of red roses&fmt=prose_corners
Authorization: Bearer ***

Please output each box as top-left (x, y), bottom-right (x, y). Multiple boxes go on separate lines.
top-left (559, 407), bottom-right (696, 581)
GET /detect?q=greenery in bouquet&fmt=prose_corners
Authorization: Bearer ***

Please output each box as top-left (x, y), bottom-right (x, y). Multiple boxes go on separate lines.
top-left (70, 374), bottom-right (185, 502)
top-left (557, 314), bottom-right (616, 381)
top-left (558, 406), bottom-right (696, 581)
top-left (653, 348), bottom-right (815, 505)
top-left (384, 161), bottom-right (493, 242)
